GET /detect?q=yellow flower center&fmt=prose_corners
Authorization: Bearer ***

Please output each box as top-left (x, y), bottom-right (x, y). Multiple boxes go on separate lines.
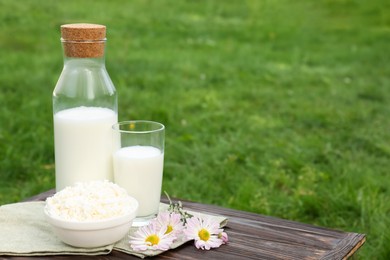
top-left (165, 225), bottom-right (173, 234)
top-left (198, 228), bottom-right (210, 241)
top-left (145, 234), bottom-right (160, 245)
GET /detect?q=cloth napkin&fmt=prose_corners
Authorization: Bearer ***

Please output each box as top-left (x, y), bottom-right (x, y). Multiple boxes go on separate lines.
top-left (0, 201), bottom-right (112, 256)
top-left (0, 201), bottom-right (227, 258)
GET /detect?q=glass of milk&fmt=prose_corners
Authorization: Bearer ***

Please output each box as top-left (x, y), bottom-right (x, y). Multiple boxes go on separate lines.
top-left (112, 121), bottom-right (165, 226)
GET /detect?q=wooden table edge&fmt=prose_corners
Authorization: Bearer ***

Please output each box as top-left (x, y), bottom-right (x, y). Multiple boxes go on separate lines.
top-left (343, 235), bottom-right (366, 260)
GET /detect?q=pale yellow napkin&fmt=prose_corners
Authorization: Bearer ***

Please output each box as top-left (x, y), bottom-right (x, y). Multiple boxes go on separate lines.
top-left (0, 201), bottom-right (112, 256)
top-left (0, 201), bottom-right (227, 258)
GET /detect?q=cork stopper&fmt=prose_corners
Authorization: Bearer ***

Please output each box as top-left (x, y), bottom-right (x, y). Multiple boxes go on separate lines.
top-left (61, 23), bottom-right (106, 58)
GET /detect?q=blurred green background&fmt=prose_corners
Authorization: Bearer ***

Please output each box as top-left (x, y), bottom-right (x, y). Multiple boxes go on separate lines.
top-left (0, 0), bottom-right (389, 258)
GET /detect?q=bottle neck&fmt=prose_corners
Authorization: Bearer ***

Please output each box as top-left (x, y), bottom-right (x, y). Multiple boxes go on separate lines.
top-left (63, 56), bottom-right (106, 69)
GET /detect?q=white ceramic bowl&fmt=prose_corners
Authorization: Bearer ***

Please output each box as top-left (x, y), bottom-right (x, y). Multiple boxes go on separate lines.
top-left (44, 198), bottom-right (138, 248)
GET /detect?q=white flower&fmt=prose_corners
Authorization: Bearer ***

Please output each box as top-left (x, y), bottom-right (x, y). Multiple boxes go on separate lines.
top-left (153, 211), bottom-right (184, 237)
top-left (129, 195), bottom-right (229, 252)
top-left (183, 216), bottom-right (225, 250)
top-left (129, 222), bottom-right (175, 251)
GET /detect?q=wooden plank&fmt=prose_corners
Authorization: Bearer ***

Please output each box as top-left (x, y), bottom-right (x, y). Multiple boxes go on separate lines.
top-left (2, 189), bottom-right (365, 260)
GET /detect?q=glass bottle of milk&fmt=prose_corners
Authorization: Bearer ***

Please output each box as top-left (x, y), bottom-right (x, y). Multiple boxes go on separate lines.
top-left (53, 24), bottom-right (118, 191)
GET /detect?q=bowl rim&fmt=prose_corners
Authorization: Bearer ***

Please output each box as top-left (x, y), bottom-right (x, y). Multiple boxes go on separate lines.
top-left (44, 198), bottom-right (139, 230)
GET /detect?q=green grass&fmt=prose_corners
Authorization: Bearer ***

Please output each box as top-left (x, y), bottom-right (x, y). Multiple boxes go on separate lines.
top-left (0, 0), bottom-right (389, 258)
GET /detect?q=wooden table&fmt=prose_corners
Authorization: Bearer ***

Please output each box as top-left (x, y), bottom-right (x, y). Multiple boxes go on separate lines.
top-left (3, 190), bottom-right (365, 260)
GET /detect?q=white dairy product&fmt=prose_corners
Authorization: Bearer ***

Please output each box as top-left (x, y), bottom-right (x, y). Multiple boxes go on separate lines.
top-left (113, 146), bottom-right (164, 217)
top-left (54, 106), bottom-right (117, 191)
top-left (45, 180), bottom-right (138, 221)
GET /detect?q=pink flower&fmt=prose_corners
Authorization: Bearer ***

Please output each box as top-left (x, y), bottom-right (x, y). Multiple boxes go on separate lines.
top-left (152, 211), bottom-right (184, 238)
top-left (129, 222), bottom-right (175, 251)
top-left (183, 216), bottom-right (225, 250)
top-left (218, 230), bottom-right (229, 244)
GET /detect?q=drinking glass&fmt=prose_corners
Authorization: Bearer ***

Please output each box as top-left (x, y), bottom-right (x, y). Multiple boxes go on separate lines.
top-left (112, 121), bottom-right (165, 226)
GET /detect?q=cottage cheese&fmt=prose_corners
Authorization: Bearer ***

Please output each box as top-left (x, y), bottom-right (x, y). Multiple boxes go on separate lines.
top-left (45, 180), bottom-right (138, 221)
